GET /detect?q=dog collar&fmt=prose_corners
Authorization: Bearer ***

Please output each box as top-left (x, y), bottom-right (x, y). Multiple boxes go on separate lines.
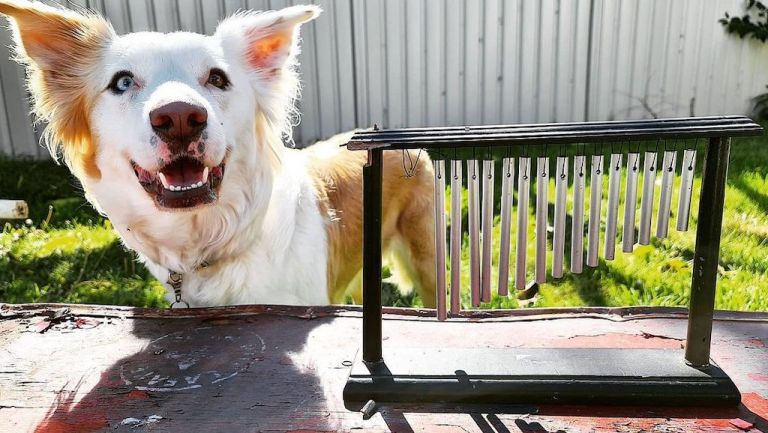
top-left (167, 270), bottom-right (188, 309)
top-left (166, 260), bottom-right (211, 309)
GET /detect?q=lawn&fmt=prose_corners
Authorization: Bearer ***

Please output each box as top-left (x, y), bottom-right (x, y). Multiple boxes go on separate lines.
top-left (1, 130), bottom-right (767, 310)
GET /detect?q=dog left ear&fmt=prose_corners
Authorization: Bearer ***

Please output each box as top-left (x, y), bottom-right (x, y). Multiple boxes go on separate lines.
top-left (215, 5), bottom-right (320, 79)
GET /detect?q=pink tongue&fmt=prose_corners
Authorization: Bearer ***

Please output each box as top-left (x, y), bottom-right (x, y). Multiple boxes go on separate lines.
top-left (161, 158), bottom-right (203, 187)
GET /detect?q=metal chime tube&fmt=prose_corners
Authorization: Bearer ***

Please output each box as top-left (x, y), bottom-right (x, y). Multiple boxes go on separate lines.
top-left (552, 156), bottom-right (569, 278)
top-left (449, 160), bottom-right (462, 313)
top-left (656, 151), bottom-right (677, 238)
top-left (604, 154), bottom-right (622, 260)
top-left (638, 152), bottom-right (657, 245)
top-left (571, 155), bottom-right (586, 274)
top-left (587, 155), bottom-right (604, 267)
top-left (468, 160), bottom-right (481, 307)
top-left (535, 157), bottom-right (549, 283)
top-left (481, 160), bottom-right (494, 303)
top-left (677, 149), bottom-right (697, 232)
top-left (433, 160), bottom-right (447, 320)
top-left (622, 152), bottom-right (640, 253)
top-left (515, 158), bottom-right (531, 289)
top-left (497, 158), bottom-right (515, 297)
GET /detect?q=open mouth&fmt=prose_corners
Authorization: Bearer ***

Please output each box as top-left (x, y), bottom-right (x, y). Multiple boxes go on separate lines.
top-left (131, 156), bottom-right (225, 210)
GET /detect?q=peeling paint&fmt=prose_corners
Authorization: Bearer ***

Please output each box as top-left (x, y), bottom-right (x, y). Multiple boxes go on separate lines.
top-left (1, 305), bottom-right (766, 433)
top-left (748, 373), bottom-right (768, 383)
top-left (743, 393), bottom-right (768, 416)
top-left (557, 332), bottom-right (683, 349)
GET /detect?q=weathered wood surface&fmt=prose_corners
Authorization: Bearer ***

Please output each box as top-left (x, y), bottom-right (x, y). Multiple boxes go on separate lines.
top-left (1, 304), bottom-right (767, 433)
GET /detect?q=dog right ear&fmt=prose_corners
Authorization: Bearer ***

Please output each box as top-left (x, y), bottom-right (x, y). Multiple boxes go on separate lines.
top-left (214, 5), bottom-right (320, 80)
top-left (214, 5), bottom-right (320, 146)
top-left (0, 1), bottom-right (115, 179)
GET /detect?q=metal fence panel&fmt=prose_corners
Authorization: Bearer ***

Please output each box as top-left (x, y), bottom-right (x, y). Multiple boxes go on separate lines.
top-left (0, 0), bottom-right (766, 158)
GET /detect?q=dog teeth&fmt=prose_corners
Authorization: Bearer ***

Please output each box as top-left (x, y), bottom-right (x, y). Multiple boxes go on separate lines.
top-left (166, 181), bottom-right (205, 192)
top-left (158, 172), bottom-right (170, 189)
top-left (202, 167), bottom-right (209, 183)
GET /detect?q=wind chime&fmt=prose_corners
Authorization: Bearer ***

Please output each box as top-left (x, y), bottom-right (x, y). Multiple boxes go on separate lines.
top-left (431, 139), bottom-right (698, 320)
top-left (343, 116), bottom-right (762, 408)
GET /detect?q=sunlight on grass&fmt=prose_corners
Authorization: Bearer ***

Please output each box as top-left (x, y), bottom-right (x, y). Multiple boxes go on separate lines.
top-left (1, 220), bottom-right (166, 307)
top-left (1, 132), bottom-right (768, 310)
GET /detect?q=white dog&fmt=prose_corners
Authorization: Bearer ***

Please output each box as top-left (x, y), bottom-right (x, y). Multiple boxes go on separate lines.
top-left (0, 1), bottom-right (436, 307)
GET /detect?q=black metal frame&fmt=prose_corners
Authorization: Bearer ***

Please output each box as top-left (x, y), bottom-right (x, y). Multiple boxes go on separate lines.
top-left (344, 116), bottom-right (763, 408)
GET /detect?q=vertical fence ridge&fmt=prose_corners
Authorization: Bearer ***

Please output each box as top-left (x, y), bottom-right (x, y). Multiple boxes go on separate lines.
top-left (0, 0), bottom-right (764, 157)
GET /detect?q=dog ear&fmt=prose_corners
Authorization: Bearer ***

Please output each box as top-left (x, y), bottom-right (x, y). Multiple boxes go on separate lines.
top-left (215, 5), bottom-right (320, 78)
top-left (0, 1), bottom-right (115, 179)
top-left (215, 5), bottom-right (320, 150)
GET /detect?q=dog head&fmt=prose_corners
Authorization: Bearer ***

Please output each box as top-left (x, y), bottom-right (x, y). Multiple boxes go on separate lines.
top-left (0, 1), bottom-right (319, 213)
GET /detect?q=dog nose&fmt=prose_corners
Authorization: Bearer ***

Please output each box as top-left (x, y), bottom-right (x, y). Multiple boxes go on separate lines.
top-left (149, 101), bottom-right (208, 143)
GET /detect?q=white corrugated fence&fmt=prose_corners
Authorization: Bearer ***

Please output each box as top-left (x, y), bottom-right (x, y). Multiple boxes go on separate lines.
top-left (0, 0), bottom-right (766, 158)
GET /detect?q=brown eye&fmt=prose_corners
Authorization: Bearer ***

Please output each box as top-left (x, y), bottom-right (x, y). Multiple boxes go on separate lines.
top-left (207, 68), bottom-right (230, 90)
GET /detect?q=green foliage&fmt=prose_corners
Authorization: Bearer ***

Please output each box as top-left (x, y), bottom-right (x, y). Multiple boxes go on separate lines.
top-left (720, 0), bottom-right (768, 42)
top-left (752, 86), bottom-right (768, 122)
top-left (720, 1), bottom-right (768, 121)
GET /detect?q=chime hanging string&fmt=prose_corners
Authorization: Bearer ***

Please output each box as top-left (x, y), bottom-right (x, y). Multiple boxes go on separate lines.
top-left (402, 148), bottom-right (424, 178)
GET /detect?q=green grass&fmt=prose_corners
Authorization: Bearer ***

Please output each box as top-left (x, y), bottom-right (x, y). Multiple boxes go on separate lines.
top-left (0, 158), bottom-right (167, 307)
top-left (2, 132), bottom-right (768, 310)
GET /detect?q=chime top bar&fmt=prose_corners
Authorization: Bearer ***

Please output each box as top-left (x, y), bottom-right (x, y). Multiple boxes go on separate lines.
top-left (346, 116), bottom-right (762, 151)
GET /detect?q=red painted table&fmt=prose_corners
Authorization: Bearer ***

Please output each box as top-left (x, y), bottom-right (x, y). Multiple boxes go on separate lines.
top-left (1, 304), bottom-right (766, 432)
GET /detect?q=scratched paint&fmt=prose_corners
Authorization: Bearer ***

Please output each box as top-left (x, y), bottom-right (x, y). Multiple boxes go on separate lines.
top-left (0, 305), bottom-right (766, 433)
top-left (119, 326), bottom-right (265, 392)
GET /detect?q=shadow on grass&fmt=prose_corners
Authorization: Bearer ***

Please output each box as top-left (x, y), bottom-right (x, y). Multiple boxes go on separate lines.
top-left (731, 175), bottom-right (768, 216)
top-left (0, 157), bottom-right (102, 227)
top-left (539, 190), bottom-right (610, 307)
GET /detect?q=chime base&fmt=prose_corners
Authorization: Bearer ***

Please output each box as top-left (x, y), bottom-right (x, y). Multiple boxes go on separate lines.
top-left (343, 348), bottom-right (740, 410)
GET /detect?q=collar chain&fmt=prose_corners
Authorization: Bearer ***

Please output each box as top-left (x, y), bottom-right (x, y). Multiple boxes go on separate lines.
top-left (166, 260), bottom-right (210, 309)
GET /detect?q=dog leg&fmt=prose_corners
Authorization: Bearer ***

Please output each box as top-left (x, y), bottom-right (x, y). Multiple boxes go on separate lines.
top-left (391, 173), bottom-right (438, 309)
top-left (396, 211), bottom-right (437, 308)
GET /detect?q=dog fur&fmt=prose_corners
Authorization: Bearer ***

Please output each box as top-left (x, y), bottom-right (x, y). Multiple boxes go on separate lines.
top-left (0, 0), bottom-right (436, 307)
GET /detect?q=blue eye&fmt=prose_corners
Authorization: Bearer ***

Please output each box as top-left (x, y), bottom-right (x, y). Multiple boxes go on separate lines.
top-left (116, 76), bottom-right (134, 91)
top-left (108, 71), bottom-right (135, 94)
